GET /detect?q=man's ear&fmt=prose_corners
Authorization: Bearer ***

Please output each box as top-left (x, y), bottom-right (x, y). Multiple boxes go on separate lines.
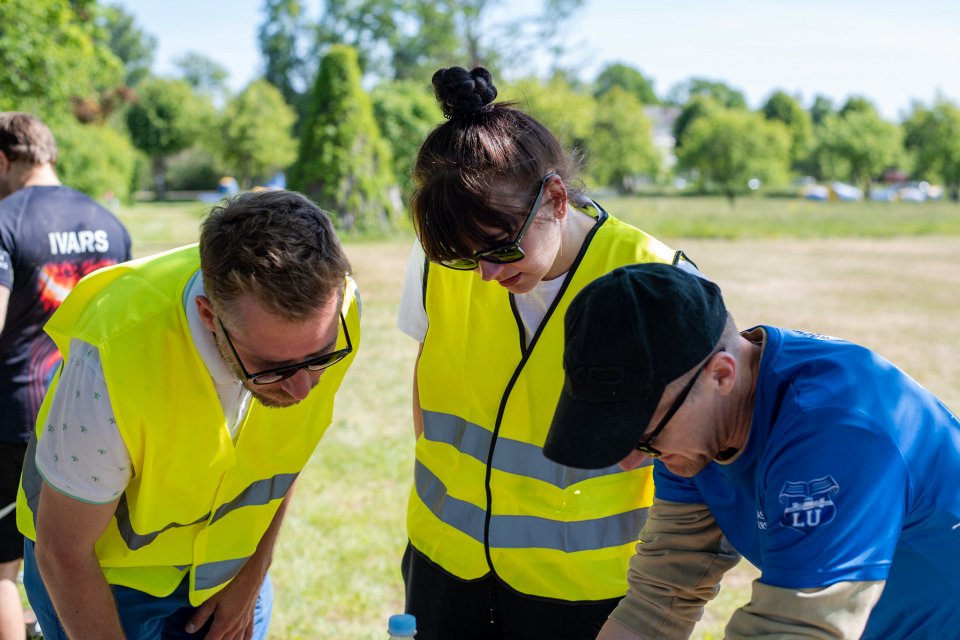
top-left (710, 351), bottom-right (738, 396)
top-left (0, 151), bottom-right (9, 174)
top-left (195, 295), bottom-right (217, 333)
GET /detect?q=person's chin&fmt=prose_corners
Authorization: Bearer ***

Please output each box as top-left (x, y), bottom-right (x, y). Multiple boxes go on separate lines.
top-left (252, 389), bottom-right (301, 409)
top-left (660, 455), bottom-right (707, 478)
top-left (501, 273), bottom-right (538, 294)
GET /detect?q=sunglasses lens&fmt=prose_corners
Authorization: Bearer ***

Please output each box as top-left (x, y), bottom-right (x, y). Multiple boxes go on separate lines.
top-left (440, 258), bottom-right (480, 270)
top-left (478, 246), bottom-right (524, 264)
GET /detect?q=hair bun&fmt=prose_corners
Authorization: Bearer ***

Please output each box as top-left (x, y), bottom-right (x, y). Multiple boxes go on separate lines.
top-left (432, 66), bottom-right (498, 118)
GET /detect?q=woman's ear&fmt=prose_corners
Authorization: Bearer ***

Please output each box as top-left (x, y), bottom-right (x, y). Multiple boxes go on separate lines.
top-left (547, 175), bottom-right (568, 220)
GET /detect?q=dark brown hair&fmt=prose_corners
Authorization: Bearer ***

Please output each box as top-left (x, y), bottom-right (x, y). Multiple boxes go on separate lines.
top-left (0, 112), bottom-right (57, 165)
top-left (411, 67), bottom-right (584, 264)
top-left (199, 190), bottom-right (351, 324)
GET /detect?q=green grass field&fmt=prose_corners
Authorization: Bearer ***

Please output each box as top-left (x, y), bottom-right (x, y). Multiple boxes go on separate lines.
top-left (113, 196), bottom-right (960, 638)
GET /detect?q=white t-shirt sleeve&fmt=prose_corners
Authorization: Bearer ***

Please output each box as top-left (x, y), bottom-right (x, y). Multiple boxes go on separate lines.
top-left (35, 338), bottom-right (132, 504)
top-left (396, 240), bottom-right (428, 343)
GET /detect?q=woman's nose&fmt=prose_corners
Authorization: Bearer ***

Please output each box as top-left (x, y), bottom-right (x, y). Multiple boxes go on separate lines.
top-left (477, 260), bottom-right (505, 281)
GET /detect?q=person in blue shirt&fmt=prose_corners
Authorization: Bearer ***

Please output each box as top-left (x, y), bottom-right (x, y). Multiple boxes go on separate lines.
top-left (544, 262), bottom-right (960, 640)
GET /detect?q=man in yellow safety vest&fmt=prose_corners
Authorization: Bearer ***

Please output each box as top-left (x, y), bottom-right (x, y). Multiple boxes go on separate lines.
top-left (17, 189), bottom-right (360, 639)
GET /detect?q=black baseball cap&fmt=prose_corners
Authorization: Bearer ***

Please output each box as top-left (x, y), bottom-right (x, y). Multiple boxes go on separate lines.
top-left (544, 263), bottom-right (727, 469)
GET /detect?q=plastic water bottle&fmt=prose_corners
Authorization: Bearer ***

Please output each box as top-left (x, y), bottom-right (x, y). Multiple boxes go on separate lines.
top-left (387, 613), bottom-right (417, 638)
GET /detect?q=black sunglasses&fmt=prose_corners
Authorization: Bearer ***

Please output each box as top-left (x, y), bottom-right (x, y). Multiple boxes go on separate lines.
top-left (635, 350), bottom-right (723, 458)
top-left (217, 314), bottom-right (352, 385)
top-left (439, 172), bottom-right (558, 271)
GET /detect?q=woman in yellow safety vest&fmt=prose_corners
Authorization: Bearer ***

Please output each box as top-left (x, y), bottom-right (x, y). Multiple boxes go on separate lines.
top-left (397, 66), bottom-right (699, 639)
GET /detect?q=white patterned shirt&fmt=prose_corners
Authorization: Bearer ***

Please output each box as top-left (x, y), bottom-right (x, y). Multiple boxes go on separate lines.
top-left (34, 271), bottom-right (252, 504)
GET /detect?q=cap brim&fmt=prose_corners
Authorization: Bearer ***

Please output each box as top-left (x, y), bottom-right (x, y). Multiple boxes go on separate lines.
top-left (544, 387), bottom-right (657, 469)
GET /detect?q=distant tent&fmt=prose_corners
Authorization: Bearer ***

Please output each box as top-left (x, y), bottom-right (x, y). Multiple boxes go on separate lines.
top-left (828, 182), bottom-right (862, 202)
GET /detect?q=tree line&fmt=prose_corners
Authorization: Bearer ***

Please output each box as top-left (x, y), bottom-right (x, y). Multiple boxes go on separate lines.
top-left (2, 0), bottom-right (958, 232)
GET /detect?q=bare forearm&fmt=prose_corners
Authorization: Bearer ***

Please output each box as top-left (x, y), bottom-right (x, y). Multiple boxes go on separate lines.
top-left (34, 483), bottom-right (123, 638)
top-left (36, 544), bottom-right (124, 639)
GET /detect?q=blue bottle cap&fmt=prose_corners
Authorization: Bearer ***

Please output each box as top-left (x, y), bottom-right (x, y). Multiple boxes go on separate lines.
top-left (388, 613), bottom-right (417, 635)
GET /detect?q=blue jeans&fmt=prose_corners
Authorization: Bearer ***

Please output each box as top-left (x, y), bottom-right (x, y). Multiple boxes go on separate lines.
top-left (23, 540), bottom-right (273, 639)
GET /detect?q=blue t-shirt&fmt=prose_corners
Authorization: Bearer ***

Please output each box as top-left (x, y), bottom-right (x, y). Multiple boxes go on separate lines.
top-left (654, 326), bottom-right (960, 639)
top-left (0, 186), bottom-right (131, 443)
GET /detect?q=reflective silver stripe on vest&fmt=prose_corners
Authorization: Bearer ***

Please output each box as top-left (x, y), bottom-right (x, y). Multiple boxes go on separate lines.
top-left (211, 473), bottom-right (298, 525)
top-left (111, 472), bottom-right (298, 551)
top-left (415, 460), bottom-right (648, 551)
top-left (421, 410), bottom-right (649, 489)
top-left (195, 557), bottom-right (248, 591)
top-left (115, 494), bottom-right (210, 550)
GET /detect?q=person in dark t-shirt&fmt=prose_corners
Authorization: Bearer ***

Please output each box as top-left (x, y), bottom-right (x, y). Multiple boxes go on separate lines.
top-left (0, 112), bottom-right (131, 636)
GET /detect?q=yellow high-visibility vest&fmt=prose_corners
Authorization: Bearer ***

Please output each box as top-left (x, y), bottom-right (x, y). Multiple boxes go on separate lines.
top-left (18, 244), bottom-right (360, 605)
top-left (409, 205), bottom-right (685, 601)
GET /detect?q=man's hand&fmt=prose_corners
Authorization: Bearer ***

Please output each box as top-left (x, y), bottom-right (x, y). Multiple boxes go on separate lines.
top-left (187, 490), bottom-right (292, 638)
top-left (185, 559), bottom-right (266, 640)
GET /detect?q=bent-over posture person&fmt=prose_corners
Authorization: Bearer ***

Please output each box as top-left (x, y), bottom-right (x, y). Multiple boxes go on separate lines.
top-left (545, 263), bottom-right (960, 640)
top-left (398, 66), bottom-right (699, 639)
top-left (17, 189), bottom-right (360, 639)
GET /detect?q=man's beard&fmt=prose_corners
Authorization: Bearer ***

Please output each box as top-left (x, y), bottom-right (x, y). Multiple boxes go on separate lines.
top-left (212, 327), bottom-right (308, 409)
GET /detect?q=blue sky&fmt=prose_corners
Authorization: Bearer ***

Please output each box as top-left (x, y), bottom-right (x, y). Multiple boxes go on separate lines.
top-left (117, 0), bottom-right (960, 121)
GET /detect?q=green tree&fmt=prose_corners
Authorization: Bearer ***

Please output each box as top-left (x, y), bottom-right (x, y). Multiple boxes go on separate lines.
top-left (505, 74), bottom-right (596, 153)
top-left (53, 118), bottom-right (141, 203)
top-left (289, 45), bottom-right (398, 232)
top-left (667, 77), bottom-right (747, 109)
top-left (761, 90), bottom-right (812, 169)
top-left (839, 95), bottom-right (878, 118)
top-left (814, 110), bottom-right (902, 196)
top-left (593, 62), bottom-right (658, 105)
top-left (175, 52), bottom-right (230, 100)
top-left (903, 98), bottom-right (960, 201)
top-left (97, 3), bottom-right (156, 87)
top-left (672, 95), bottom-right (718, 148)
top-left (809, 94), bottom-right (835, 126)
top-left (125, 77), bottom-right (211, 199)
top-left (371, 80), bottom-right (443, 200)
top-left (287, 0), bottom-right (583, 82)
top-left (311, 0), bottom-right (459, 81)
top-left (0, 0), bottom-right (124, 116)
top-left (677, 108), bottom-right (790, 204)
top-left (589, 87), bottom-right (660, 192)
top-left (258, 0), bottom-right (311, 125)
top-left (218, 80), bottom-right (297, 189)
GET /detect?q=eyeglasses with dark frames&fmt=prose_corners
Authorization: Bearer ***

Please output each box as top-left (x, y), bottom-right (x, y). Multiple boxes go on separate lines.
top-left (217, 313), bottom-right (352, 385)
top-left (635, 350), bottom-right (724, 458)
top-left (439, 172), bottom-right (559, 271)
